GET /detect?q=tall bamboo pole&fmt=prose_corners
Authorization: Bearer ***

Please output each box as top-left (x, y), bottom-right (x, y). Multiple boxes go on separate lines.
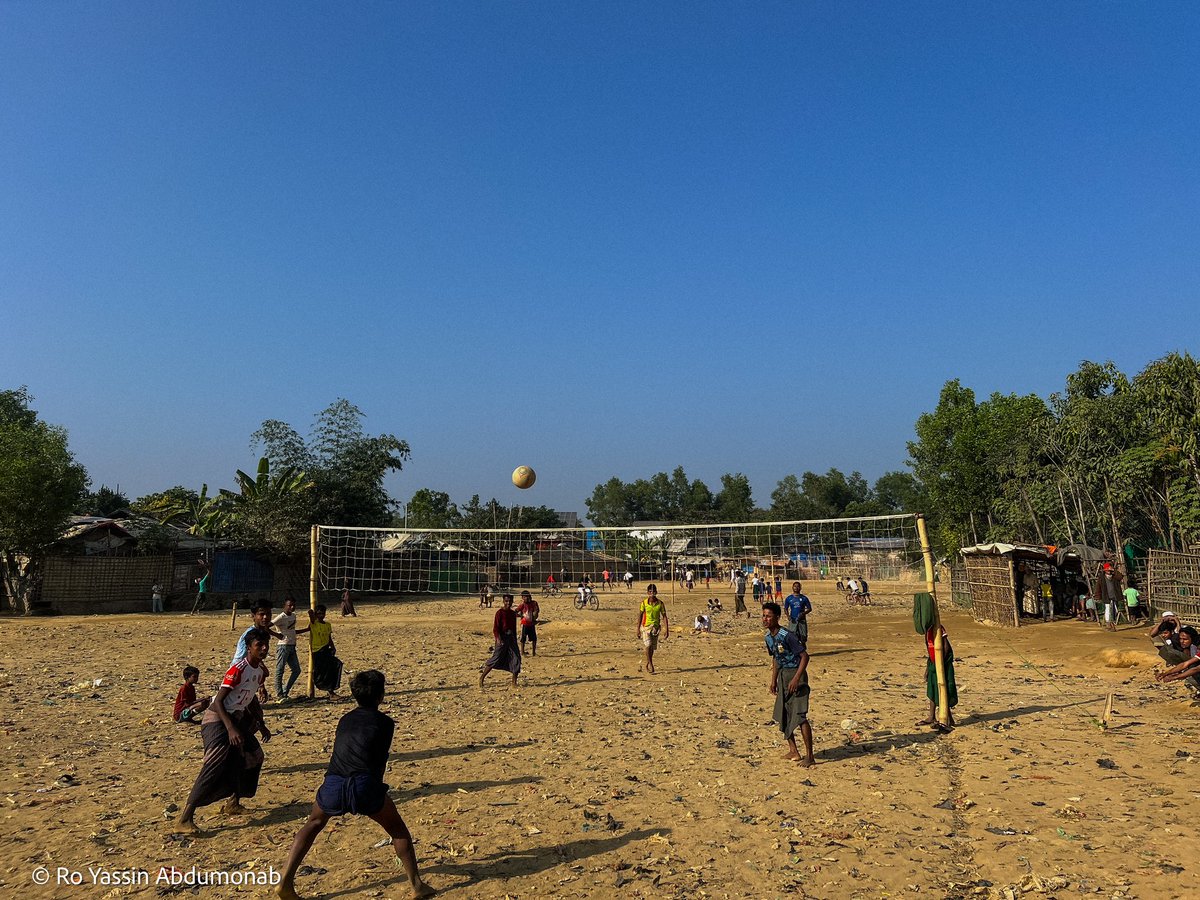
top-left (307, 525), bottom-right (318, 699)
top-left (917, 515), bottom-right (950, 728)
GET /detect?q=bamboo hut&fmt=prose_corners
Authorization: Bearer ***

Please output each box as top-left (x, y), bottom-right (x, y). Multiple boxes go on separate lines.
top-left (959, 542), bottom-right (1053, 627)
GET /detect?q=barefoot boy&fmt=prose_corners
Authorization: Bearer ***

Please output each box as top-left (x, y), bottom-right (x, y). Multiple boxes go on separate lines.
top-left (179, 629), bottom-right (272, 830)
top-left (276, 670), bottom-right (434, 900)
top-left (480, 594), bottom-right (521, 687)
top-left (636, 584), bottom-right (669, 675)
top-left (762, 602), bottom-right (815, 766)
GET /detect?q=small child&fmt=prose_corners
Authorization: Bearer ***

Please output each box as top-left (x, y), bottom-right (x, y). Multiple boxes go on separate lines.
top-left (707, 597), bottom-right (723, 614)
top-left (693, 614), bottom-right (712, 634)
top-left (173, 665), bottom-right (211, 724)
top-left (276, 670), bottom-right (434, 900)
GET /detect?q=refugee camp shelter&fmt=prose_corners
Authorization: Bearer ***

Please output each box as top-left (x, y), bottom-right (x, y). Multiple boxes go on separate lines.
top-left (959, 541), bottom-right (1111, 627)
top-left (959, 542), bottom-right (1052, 627)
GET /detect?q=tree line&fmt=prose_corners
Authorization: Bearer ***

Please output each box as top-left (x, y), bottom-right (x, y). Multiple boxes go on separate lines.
top-left (583, 467), bottom-right (922, 526)
top-left (908, 353), bottom-right (1200, 558)
top-left (3, 350), bottom-right (1198, 612)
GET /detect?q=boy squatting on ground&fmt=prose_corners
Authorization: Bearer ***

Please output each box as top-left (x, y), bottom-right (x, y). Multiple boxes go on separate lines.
top-left (276, 670), bottom-right (434, 900)
top-left (173, 666), bottom-right (212, 723)
top-left (762, 601), bottom-right (815, 766)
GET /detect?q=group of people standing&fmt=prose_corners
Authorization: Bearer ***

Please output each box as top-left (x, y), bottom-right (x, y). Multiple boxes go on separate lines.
top-left (479, 590), bottom-right (541, 687)
top-left (171, 597), bottom-right (433, 899)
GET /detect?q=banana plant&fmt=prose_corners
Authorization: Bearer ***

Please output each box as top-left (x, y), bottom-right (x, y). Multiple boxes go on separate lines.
top-left (146, 482), bottom-right (229, 538)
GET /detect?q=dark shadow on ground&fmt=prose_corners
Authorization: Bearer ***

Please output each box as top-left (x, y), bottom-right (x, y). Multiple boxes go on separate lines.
top-left (272, 742), bottom-right (537, 776)
top-left (816, 697), bottom-right (1106, 762)
top-left (417, 826), bottom-right (671, 891)
top-left (809, 648), bottom-right (875, 657)
top-left (216, 799), bottom-right (312, 832)
top-left (961, 697), bottom-right (1103, 725)
top-left (672, 662), bottom-right (757, 674)
top-left (392, 775), bottom-right (543, 802)
top-left (817, 729), bottom-right (944, 761)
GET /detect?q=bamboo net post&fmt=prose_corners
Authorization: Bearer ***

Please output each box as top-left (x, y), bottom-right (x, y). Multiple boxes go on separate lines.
top-left (307, 525), bottom-right (318, 699)
top-left (1008, 559), bottom-right (1020, 628)
top-left (917, 515), bottom-right (950, 728)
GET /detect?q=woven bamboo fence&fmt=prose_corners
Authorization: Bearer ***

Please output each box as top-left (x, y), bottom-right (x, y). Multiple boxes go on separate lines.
top-left (41, 555), bottom-right (174, 614)
top-left (1146, 549), bottom-right (1200, 622)
top-left (962, 554), bottom-right (1020, 627)
top-left (947, 563), bottom-right (972, 609)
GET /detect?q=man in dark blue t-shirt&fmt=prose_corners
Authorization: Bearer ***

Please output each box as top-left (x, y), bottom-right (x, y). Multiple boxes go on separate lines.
top-left (783, 581), bottom-right (813, 644)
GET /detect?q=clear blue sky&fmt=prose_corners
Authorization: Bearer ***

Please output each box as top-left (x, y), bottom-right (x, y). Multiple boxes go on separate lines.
top-left (2, 2), bottom-right (1197, 517)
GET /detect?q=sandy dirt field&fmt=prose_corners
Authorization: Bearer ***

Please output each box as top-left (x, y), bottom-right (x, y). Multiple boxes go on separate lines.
top-left (1, 581), bottom-right (1197, 900)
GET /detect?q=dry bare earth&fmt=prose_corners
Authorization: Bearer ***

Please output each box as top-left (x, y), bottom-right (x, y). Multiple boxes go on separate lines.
top-left (1, 582), bottom-right (1197, 900)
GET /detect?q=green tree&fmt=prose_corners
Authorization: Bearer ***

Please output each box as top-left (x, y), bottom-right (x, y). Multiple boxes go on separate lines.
top-left (769, 474), bottom-right (825, 520)
top-left (585, 477), bottom-right (635, 526)
top-left (252, 399), bottom-right (411, 527)
top-left (908, 379), bottom-right (995, 551)
top-left (0, 388), bottom-right (89, 614)
top-left (872, 471), bottom-right (925, 513)
top-left (220, 457), bottom-right (314, 558)
top-left (132, 486), bottom-right (199, 515)
top-left (715, 473), bottom-right (756, 522)
top-left (405, 489), bottom-right (461, 528)
top-left (147, 483), bottom-right (228, 539)
top-left (76, 484), bottom-right (131, 517)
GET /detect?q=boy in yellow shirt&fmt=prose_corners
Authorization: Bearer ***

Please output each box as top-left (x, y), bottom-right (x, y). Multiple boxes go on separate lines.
top-left (635, 584), bottom-right (669, 675)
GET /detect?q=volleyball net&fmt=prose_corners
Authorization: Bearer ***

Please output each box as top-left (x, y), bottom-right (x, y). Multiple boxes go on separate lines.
top-left (315, 514), bottom-right (926, 595)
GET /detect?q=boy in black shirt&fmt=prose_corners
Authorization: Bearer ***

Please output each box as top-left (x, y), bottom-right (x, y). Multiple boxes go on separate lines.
top-left (276, 670), bottom-right (434, 900)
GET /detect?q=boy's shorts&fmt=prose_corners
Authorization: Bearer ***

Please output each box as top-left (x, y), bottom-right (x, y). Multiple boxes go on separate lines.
top-left (317, 773), bottom-right (388, 817)
top-left (177, 708), bottom-right (201, 724)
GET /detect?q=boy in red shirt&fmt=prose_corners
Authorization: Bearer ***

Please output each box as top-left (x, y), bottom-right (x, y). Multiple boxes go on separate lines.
top-left (173, 665), bottom-right (211, 724)
top-left (517, 591), bottom-right (540, 656)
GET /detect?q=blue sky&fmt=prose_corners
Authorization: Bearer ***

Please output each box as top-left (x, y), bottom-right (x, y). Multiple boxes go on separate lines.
top-left (2, 2), bottom-right (1197, 517)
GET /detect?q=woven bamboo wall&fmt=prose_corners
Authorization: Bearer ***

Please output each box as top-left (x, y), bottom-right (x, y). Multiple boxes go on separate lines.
top-left (42, 555), bottom-right (174, 614)
top-left (963, 555), bottom-right (1019, 627)
top-left (1146, 549), bottom-right (1200, 622)
top-left (948, 564), bottom-right (972, 609)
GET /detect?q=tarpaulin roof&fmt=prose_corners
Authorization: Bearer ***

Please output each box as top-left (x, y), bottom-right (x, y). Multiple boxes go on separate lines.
top-left (960, 542), bottom-right (1050, 559)
top-left (1053, 544), bottom-right (1109, 567)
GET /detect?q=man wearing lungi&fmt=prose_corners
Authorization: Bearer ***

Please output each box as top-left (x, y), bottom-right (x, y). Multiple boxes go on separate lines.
top-left (762, 602), bottom-right (815, 766)
top-left (480, 593), bottom-right (521, 688)
top-left (179, 628), bottom-right (272, 830)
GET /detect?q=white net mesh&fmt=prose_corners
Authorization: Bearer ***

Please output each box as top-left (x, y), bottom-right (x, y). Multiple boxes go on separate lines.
top-left (316, 515), bottom-right (923, 595)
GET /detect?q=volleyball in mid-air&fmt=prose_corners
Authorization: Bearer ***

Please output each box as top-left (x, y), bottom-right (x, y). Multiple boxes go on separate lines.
top-left (512, 465), bottom-right (536, 489)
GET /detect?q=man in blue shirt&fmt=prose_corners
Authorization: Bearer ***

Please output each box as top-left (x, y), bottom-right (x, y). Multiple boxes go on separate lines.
top-left (783, 581), bottom-right (813, 644)
top-left (763, 602), bottom-right (815, 766)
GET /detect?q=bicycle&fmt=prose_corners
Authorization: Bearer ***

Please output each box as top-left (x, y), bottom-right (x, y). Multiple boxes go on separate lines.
top-left (541, 583), bottom-right (561, 597)
top-left (574, 588), bottom-right (599, 610)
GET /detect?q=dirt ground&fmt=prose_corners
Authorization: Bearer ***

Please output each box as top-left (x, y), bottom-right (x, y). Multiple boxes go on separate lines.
top-left (1, 581), bottom-right (1197, 900)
